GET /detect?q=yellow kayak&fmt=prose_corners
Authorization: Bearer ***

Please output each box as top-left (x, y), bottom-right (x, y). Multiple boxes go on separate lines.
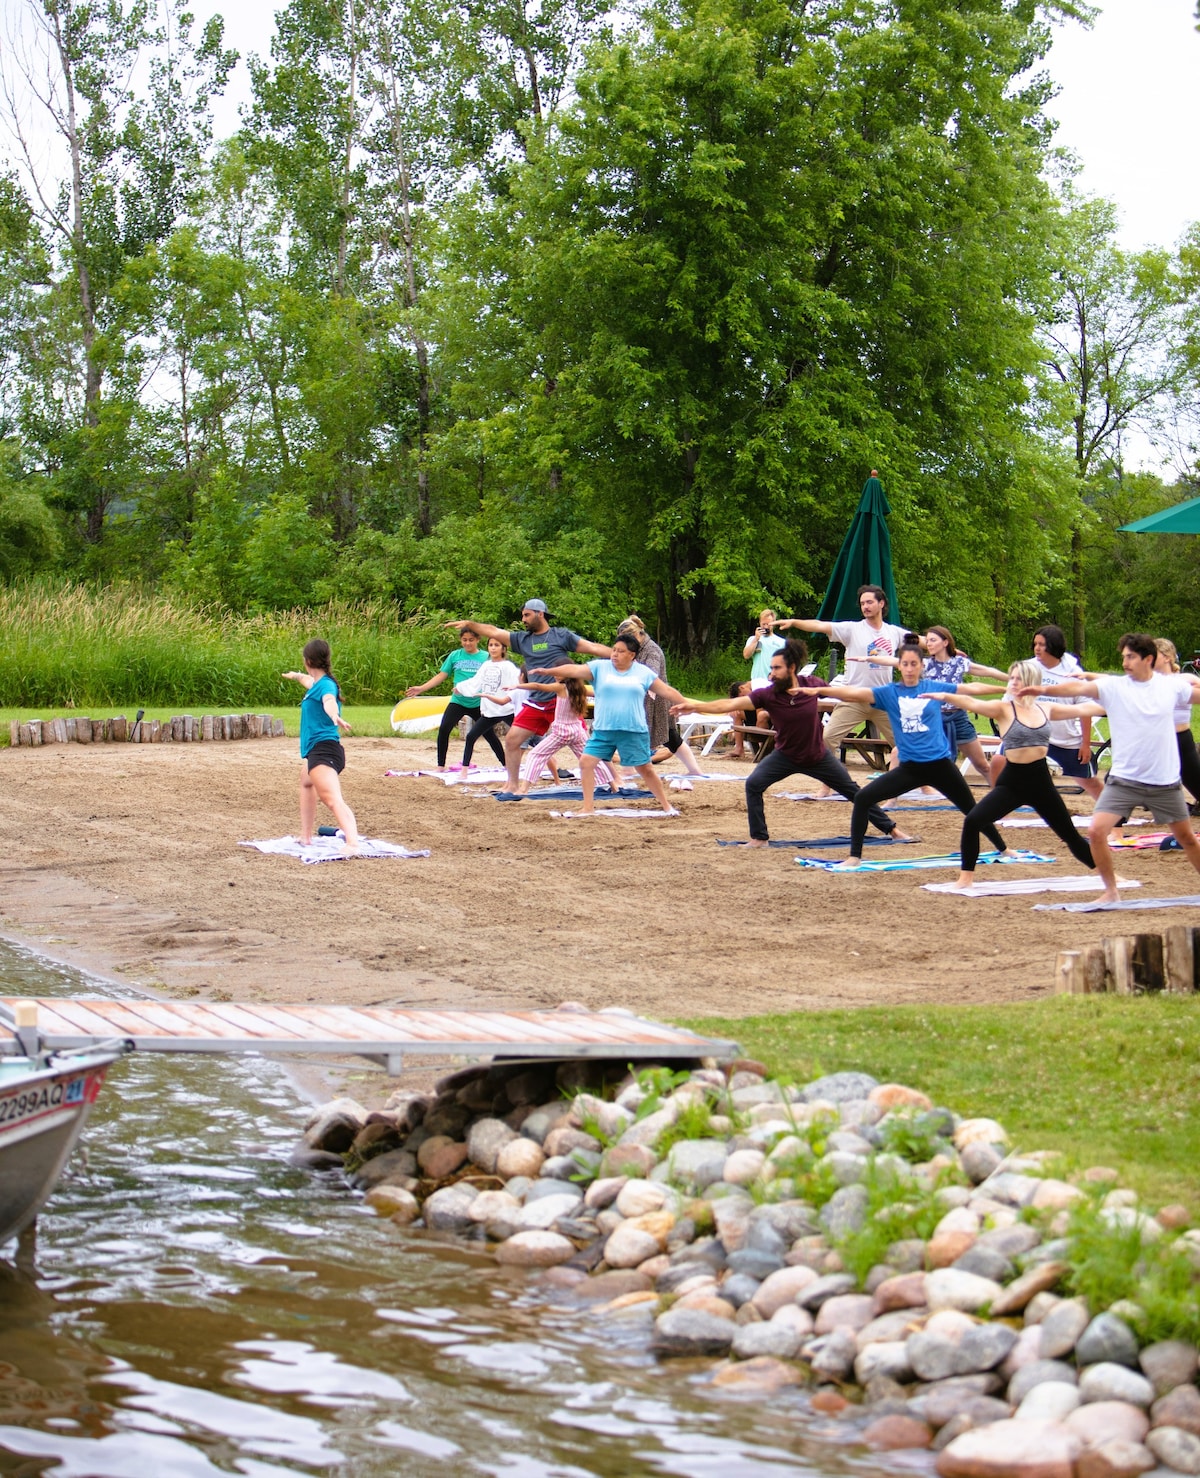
top-left (390, 696), bottom-right (450, 735)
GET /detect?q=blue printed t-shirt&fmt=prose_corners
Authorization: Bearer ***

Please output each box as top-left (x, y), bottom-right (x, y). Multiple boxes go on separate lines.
top-left (509, 627), bottom-right (581, 707)
top-left (587, 659), bottom-right (656, 733)
top-left (923, 654), bottom-right (971, 714)
top-left (300, 674), bottom-right (341, 756)
top-left (439, 648), bottom-right (487, 709)
top-left (870, 679), bottom-right (956, 763)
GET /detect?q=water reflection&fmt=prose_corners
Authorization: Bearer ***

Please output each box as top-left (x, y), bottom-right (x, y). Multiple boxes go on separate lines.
top-left (0, 940), bottom-right (890, 1476)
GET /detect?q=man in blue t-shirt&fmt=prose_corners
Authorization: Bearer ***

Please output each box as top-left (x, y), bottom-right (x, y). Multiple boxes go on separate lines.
top-left (445, 600), bottom-right (612, 790)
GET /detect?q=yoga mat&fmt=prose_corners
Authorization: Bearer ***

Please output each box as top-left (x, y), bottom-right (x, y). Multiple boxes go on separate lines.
top-left (239, 836), bottom-right (430, 864)
top-left (1110, 831), bottom-right (1200, 851)
top-left (1034, 895), bottom-right (1200, 914)
top-left (716, 836), bottom-right (899, 849)
top-left (795, 848), bottom-right (1053, 874)
top-left (548, 808), bottom-right (680, 819)
top-left (493, 786), bottom-right (654, 802)
top-left (385, 766), bottom-right (510, 785)
top-left (923, 876), bottom-right (1140, 897)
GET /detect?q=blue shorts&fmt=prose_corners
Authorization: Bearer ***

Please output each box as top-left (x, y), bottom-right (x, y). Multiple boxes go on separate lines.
top-left (942, 709), bottom-right (977, 745)
top-left (1047, 742), bottom-right (1096, 779)
top-left (584, 728), bottom-right (652, 767)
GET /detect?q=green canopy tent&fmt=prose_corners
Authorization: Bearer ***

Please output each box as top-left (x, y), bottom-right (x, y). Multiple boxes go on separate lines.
top-left (1118, 496), bottom-right (1200, 535)
top-left (816, 471), bottom-right (901, 624)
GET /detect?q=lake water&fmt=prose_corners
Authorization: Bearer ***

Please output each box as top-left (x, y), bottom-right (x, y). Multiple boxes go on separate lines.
top-left (0, 939), bottom-right (887, 1477)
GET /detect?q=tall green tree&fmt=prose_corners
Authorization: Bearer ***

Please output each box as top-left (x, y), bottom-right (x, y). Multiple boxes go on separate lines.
top-left (436, 0), bottom-right (1082, 655)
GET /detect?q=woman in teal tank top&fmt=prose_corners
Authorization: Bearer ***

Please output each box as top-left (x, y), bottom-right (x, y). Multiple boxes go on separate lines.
top-left (283, 639), bottom-right (360, 853)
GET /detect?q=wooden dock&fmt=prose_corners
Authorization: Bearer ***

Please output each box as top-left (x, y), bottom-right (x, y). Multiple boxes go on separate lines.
top-left (0, 998), bottom-right (738, 1076)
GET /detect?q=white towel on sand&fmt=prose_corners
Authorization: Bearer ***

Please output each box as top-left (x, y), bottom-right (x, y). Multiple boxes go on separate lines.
top-left (239, 836), bottom-right (430, 864)
top-left (923, 876), bottom-right (1140, 897)
top-left (547, 808), bottom-right (680, 819)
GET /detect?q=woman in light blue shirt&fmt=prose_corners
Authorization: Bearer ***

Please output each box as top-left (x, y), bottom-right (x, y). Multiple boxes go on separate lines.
top-left (531, 632), bottom-right (688, 815)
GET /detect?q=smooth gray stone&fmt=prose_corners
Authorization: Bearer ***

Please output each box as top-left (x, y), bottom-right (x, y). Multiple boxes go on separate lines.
top-left (732, 1320), bottom-right (805, 1360)
top-left (503, 1175), bottom-right (533, 1201)
top-left (1007, 1359), bottom-right (1078, 1406)
top-left (669, 1236), bottom-right (726, 1271)
top-left (957, 1324), bottom-right (1018, 1373)
top-left (1039, 1297), bottom-right (1090, 1359)
top-left (725, 1249), bottom-right (785, 1280)
top-left (524, 1179), bottom-right (583, 1205)
top-left (666, 1138), bottom-right (730, 1189)
top-left (651, 1308), bottom-right (736, 1358)
top-left (911, 1373), bottom-right (1004, 1401)
top-left (820, 1184), bottom-right (869, 1238)
top-left (1078, 1361), bottom-right (1155, 1407)
top-left (348, 1148), bottom-right (418, 1188)
top-left (820, 1151), bottom-right (868, 1186)
top-left (960, 1142), bottom-right (1004, 1185)
top-left (289, 1144), bottom-right (344, 1171)
top-left (422, 1183), bottom-right (479, 1233)
top-left (979, 1172), bottom-right (1040, 1207)
top-left (856, 1342), bottom-right (915, 1385)
top-left (974, 1224), bottom-right (1042, 1259)
top-left (1147, 1426), bottom-right (1200, 1475)
top-left (797, 1272), bottom-right (858, 1310)
top-left (808, 1328), bottom-right (858, 1380)
top-left (1076, 1311), bottom-right (1140, 1368)
top-left (656, 1263), bottom-right (715, 1295)
top-left (952, 1246), bottom-right (1014, 1284)
top-left (1021, 1237), bottom-right (1071, 1268)
top-left (747, 1201), bottom-right (818, 1242)
top-left (719, 1273), bottom-right (763, 1308)
top-left (887, 1239), bottom-right (928, 1273)
top-left (826, 1130), bottom-right (875, 1156)
top-left (800, 1071), bottom-right (879, 1104)
top-left (908, 1387), bottom-right (1011, 1430)
top-left (743, 1219), bottom-right (786, 1256)
top-left (553, 1217), bottom-right (595, 1241)
top-left (908, 1332), bottom-right (963, 1383)
top-left (1139, 1340), bottom-right (1200, 1395)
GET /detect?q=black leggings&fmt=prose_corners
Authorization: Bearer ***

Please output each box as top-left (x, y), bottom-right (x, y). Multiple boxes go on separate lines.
top-left (462, 713), bottom-right (508, 767)
top-left (960, 757), bottom-right (1095, 873)
top-left (850, 758), bottom-right (1005, 858)
top-left (437, 702), bottom-right (481, 767)
top-left (1178, 730), bottom-right (1200, 807)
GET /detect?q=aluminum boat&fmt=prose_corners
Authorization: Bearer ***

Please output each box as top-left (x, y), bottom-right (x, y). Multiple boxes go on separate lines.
top-left (0, 1003), bottom-right (122, 1245)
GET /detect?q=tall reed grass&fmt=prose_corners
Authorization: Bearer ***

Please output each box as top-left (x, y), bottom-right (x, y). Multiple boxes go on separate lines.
top-left (0, 584), bottom-right (446, 707)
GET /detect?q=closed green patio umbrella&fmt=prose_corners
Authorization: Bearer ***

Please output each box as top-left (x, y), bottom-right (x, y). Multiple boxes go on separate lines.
top-left (816, 470), bottom-right (901, 624)
top-left (1119, 495), bottom-right (1200, 535)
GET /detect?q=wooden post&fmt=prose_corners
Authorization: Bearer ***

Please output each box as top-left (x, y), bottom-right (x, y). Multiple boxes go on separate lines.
top-left (1132, 933), bottom-right (1164, 992)
top-left (1104, 936), bottom-right (1136, 996)
top-left (201, 714), bottom-right (213, 741)
top-left (65, 718), bottom-right (77, 741)
top-left (1164, 926), bottom-right (1195, 995)
top-left (272, 718), bottom-right (285, 737)
top-left (28, 721), bottom-right (42, 746)
top-left (9, 720), bottom-right (20, 747)
top-left (221, 715), bottom-right (232, 741)
top-left (76, 716), bottom-right (91, 744)
top-left (1082, 943), bottom-right (1108, 995)
top-left (1055, 951), bottom-right (1085, 995)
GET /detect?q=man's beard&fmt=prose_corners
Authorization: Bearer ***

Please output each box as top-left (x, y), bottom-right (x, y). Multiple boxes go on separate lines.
top-left (771, 674), bottom-right (793, 692)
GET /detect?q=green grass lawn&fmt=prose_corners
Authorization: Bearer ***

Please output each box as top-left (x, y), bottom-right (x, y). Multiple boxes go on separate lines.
top-left (680, 996), bottom-right (1200, 1210)
top-left (1, 705), bottom-right (416, 742)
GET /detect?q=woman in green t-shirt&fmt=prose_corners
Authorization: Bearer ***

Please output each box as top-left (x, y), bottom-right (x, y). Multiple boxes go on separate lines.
top-left (405, 630), bottom-right (487, 768)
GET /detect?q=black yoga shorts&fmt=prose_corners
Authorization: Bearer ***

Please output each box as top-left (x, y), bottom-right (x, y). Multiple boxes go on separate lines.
top-left (306, 740), bottom-right (346, 775)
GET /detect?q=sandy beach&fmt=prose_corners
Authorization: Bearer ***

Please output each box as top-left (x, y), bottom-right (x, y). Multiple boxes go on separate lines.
top-left (0, 735), bottom-right (1185, 1019)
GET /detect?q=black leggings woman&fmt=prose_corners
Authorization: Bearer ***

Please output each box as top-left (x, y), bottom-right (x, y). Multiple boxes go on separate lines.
top-left (942, 660), bottom-right (1097, 890)
top-left (812, 641), bottom-right (1009, 868)
top-left (404, 630), bottom-right (487, 768)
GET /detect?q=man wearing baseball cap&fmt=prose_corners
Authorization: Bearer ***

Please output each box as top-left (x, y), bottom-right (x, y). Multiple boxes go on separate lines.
top-left (445, 601), bottom-right (612, 791)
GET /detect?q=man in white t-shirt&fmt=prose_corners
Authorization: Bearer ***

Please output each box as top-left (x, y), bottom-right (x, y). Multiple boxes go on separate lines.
top-left (1020, 632), bottom-right (1200, 904)
top-left (793, 585), bottom-right (907, 760)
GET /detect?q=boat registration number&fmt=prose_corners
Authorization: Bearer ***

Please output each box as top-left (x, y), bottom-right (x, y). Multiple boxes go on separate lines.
top-left (0, 1074), bottom-right (86, 1126)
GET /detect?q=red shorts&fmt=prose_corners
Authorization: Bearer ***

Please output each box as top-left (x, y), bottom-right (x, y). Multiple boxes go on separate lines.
top-left (512, 704), bottom-right (554, 738)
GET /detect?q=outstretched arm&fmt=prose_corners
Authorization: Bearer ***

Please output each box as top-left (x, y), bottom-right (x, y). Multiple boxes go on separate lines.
top-left (529, 662), bottom-right (591, 680)
top-left (283, 670), bottom-right (315, 690)
top-left (444, 619), bottom-right (509, 643)
top-left (1016, 678), bottom-right (1099, 700)
top-left (966, 660), bottom-right (1010, 681)
top-left (513, 679), bottom-right (564, 694)
top-left (321, 693), bottom-right (352, 733)
top-left (810, 683), bottom-right (876, 704)
top-left (649, 678), bottom-right (687, 705)
top-left (405, 669), bottom-right (450, 698)
top-left (956, 681), bottom-right (1010, 696)
top-left (939, 692), bottom-right (1006, 718)
top-left (671, 695), bottom-right (756, 716)
top-left (864, 653), bottom-right (900, 670)
top-left (574, 638), bottom-right (613, 658)
top-left (790, 618), bottom-right (836, 636)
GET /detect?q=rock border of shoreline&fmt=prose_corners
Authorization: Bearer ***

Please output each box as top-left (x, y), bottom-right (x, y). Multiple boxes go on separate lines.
top-left (297, 1055), bottom-right (1200, 1478)
top-left (8, 713), bottom-right (285, 746)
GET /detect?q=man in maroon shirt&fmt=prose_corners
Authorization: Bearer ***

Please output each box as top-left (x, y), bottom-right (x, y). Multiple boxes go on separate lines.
top-left (673, 643), bottom-right (916, 846)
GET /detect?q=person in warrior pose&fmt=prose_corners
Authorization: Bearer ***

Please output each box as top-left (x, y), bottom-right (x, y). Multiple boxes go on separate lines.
top-left (936, 661), bottom-right (1097, 890)
top-left (283, 639), bottom-right (359, 853)
top-left (671, 641), bottom-right (918, 846)
top-left (531, 631), bottom-right (687, 816)
top-left (809, 640), bottom-right (1011, 869)
top-left (445, 600), bottom-right (612, 792)
top-left (1018, 632), bottom-right (1200, 904)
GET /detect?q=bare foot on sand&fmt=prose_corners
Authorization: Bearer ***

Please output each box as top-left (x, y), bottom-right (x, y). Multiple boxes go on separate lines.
top-left (831, 858), bottom-right (864, 871)
top-left (891, 828), bottom-right (921, 844)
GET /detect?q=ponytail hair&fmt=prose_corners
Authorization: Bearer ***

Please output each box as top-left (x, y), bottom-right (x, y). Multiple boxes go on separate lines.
top-left (303, 638), bottom-right (341, 700)
top-left (563, 674), bottom-right (589, 717)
